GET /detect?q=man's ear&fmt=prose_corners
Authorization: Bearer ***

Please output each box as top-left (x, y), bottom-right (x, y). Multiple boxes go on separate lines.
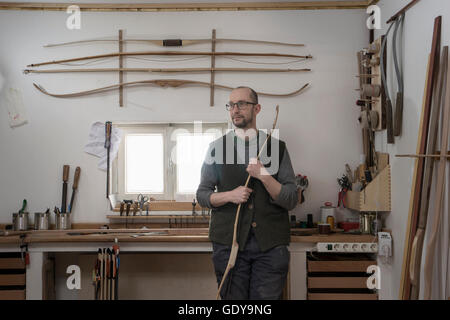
top-left (254, 104), bottom-right (261, 115)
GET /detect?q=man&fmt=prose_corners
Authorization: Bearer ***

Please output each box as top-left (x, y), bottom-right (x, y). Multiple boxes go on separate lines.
top-left (196, 87), bottom-right (298, 300)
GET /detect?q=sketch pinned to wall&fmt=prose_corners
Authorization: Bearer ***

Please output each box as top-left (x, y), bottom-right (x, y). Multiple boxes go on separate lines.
top-left (3, 87), bottom-right (29, 128)
top-left (84, 121), bottom-right (122, 171)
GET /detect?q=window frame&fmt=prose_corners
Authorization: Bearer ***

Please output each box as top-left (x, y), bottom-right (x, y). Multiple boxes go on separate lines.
top-left (112, 122), bottom-right (228, 202)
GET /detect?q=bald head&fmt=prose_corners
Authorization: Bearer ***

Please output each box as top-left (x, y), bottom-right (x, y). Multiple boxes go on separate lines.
top-left (232, 86), bottom-right (258, 104)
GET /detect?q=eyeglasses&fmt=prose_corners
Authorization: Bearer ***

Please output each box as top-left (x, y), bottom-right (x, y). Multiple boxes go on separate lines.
top-left (225, 101), bottom-right (257, 111)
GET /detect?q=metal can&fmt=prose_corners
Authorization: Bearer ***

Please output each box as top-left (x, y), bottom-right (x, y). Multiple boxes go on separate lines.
top-left (326, 215), bottom-right (335, 229)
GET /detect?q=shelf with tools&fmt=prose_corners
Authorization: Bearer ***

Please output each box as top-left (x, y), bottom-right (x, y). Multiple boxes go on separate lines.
top-left (344, 164), bottom-right (391, 212)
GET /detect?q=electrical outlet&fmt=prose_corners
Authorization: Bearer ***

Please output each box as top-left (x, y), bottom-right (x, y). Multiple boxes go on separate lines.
top-left (378, 232), bottom-right (392, 257)
top-left (317, 242), bottom-right (378, 253)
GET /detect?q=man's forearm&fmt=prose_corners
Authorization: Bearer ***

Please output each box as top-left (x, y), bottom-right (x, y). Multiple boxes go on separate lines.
top-left (259, 174), bottom-right (282, 201)
top-left (209, 191), bottom-right (230, 208)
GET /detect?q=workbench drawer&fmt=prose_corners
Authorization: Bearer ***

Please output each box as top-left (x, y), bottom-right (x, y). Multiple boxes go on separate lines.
top-left (0, 290), bottom-right (26, 300)
top-left (0, 258), bottom-right (25, 270)
top-left (0, 274), bottom-right (26, 286)
top-left (307, 260), bottom-right (376, 273)
top-left (0, 253), bottom-right (26, 300)
top-left (308, 277), bottom-right (369, 289)
top-left (308, 293), bottom-right (378, 300)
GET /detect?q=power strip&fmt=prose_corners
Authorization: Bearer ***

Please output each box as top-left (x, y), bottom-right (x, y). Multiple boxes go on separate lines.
top-left (317, 242), bottom-right (378, 253)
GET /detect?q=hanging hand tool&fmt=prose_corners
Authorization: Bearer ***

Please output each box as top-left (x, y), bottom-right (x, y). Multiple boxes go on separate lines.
top-left (68, 167), bottom-right (81, 213)
top-left (137, 194), bottom-right (149, 213)
top-left (192, 198), bottom-right (197, 215)
top-left (380, 22), bottom-right (396, 144)
top-left (337, 175), bottom-right (352, 208)
top-left (112, 243), bottom-right (120, 300)
top-left (124, 200), bottom-right (132, 229)
top-left (393, 14), bottom-right (405, 136)
top-left (105, 121), bottom-right (112, 200)
top-left (119, 202), bottom-right (125, 216)
top-left (132, 202), bottom-right (138, 216)
top-left (295, 174), bottom-right (309, 204)
top-left (61, 165), bottom-right (70, 213)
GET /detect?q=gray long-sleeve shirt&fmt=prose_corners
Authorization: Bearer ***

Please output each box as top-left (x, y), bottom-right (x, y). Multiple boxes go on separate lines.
top-left (196, 130), bottom-right (298, 211)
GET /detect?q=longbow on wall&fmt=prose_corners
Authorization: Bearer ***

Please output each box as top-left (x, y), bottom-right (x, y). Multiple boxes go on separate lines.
top-left (27, 51), bottom-right (313, 67)
top-left (33, 79), bottom-right (310, 98)
top-left (24, 67), bottom-right (311, 74)
top-left (44, 38), bottom-right (305, 48)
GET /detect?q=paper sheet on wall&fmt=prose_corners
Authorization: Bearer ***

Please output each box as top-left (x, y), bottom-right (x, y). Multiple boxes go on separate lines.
top-left (84, 121), bottom-right (122, 171)
top-left (3, 88), bottom-right (28, 128)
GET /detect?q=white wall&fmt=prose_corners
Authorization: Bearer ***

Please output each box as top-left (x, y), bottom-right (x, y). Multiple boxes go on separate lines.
top-left (0, 8), bottom-right (367, 225)
top-left (374, 0), bottom-right (450, 300)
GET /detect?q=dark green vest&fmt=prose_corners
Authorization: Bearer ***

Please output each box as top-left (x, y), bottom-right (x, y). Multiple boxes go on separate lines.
top-left (209, 131), bottom-right (290, 252)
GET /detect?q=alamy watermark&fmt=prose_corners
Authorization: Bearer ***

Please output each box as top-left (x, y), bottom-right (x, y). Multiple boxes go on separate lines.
top-left (66, 5), bottom-right (81, 30)
top-left (367, 5), bottom-right (381, 30)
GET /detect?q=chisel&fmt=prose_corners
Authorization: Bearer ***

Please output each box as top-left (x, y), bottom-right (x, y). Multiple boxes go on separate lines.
top-left (68, 167), bottom-right (81, 213)
top-left (61, 165), bottom-right (70, 213)
top-left (105, 121), bottom-right (112, 199)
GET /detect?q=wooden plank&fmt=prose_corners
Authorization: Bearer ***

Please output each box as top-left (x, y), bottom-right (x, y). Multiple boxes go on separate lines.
top-left (0, 2), bottom-right (375, 12)
top-left (399, 56), bottom-right (430, 299)
top-left (308, 277), bottom-right (369, 289)
top-left (401, 16), bottom-right (441, 300)
top-left (410, 46), bottom-right (447, 299)
top-left (0, 274), bottom-right (26, 286)
top-left (423, 46), bottom-right (450, 299)
top-left (107, 215), bottom-right (210, 220)
top-left (307, 261), bottom-right (376, 273)
top-left (0, 290), bottom-right (26, 300)
top-left (0, 258), bottom-right (25, 270)
top-left (308, 293), bottom-right (378, 300)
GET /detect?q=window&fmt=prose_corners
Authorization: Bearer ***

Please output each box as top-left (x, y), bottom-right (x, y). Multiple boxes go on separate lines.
top-left (112, 122), bottom-right (228, 202)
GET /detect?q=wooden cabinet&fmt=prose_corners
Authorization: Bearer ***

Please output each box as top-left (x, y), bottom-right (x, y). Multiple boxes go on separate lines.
top-left (307, 253), bottom-right (378, 300)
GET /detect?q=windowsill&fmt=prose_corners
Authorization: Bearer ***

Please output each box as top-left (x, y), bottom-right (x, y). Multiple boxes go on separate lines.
top-left (112, 201), bottom-right (204, 212)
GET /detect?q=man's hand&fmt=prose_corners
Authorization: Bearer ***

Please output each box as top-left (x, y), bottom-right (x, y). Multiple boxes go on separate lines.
top-left (246, 158), bottom-right (269, 180)
top-left (228, 186), bottom-right (253, 204)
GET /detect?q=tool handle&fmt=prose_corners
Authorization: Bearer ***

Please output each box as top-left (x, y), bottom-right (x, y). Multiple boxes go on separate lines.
top-left (63, 165), bottom-right (70, 182)
top-left (19, 199), bottom-right (27, 213)
top-left (394, 92), bottom-right (404, 136)
top-left (105, 121), bottom-right (112, 148)
top-left (72, 167), bottom-right (81, 189)
top-left (119, 202), bottom-right (125, 216)
top-left (386, 99), bottom-right (395, 144)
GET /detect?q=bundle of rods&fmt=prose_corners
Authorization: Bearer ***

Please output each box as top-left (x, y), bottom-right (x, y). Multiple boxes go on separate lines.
top-left (93, 246), bottom-right (120, 300)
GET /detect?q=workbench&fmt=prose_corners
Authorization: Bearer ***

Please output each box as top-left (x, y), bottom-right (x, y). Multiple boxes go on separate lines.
top-left (0, 229), bottom-right (376, 300)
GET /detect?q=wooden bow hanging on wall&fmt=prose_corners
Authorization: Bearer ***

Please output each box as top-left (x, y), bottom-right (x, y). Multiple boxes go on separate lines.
top-left (25, 29), bottom-right (312, 106)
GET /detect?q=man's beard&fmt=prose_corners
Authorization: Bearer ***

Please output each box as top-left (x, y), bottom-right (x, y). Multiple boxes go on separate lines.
top-left (233, 110), bottom-right (253, 128)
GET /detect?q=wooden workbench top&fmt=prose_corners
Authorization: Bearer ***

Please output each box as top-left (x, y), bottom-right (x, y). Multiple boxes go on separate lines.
top-left (0, 228), bottom-right (376, 245)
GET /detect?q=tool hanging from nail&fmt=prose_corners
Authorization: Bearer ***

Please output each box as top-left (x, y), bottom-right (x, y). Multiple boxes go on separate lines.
top-left (105, 121), bottom-right (112, 200)
top-left (337, 174), bottom-right (352, 208)
top-left (61, 165), bottom-right (70, 213)
top-left (68, 167), bottom-right (81, 213)
top-left (381, 15), bottom-right (404, 144)
top-left (393, 13), bottom-right (405, 136)
top-left (295, 174), bottom-right (309, 204)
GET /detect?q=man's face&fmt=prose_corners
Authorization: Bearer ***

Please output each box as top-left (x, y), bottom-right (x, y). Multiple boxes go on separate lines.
top-left (228, 88), bottom-right (260, 129)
